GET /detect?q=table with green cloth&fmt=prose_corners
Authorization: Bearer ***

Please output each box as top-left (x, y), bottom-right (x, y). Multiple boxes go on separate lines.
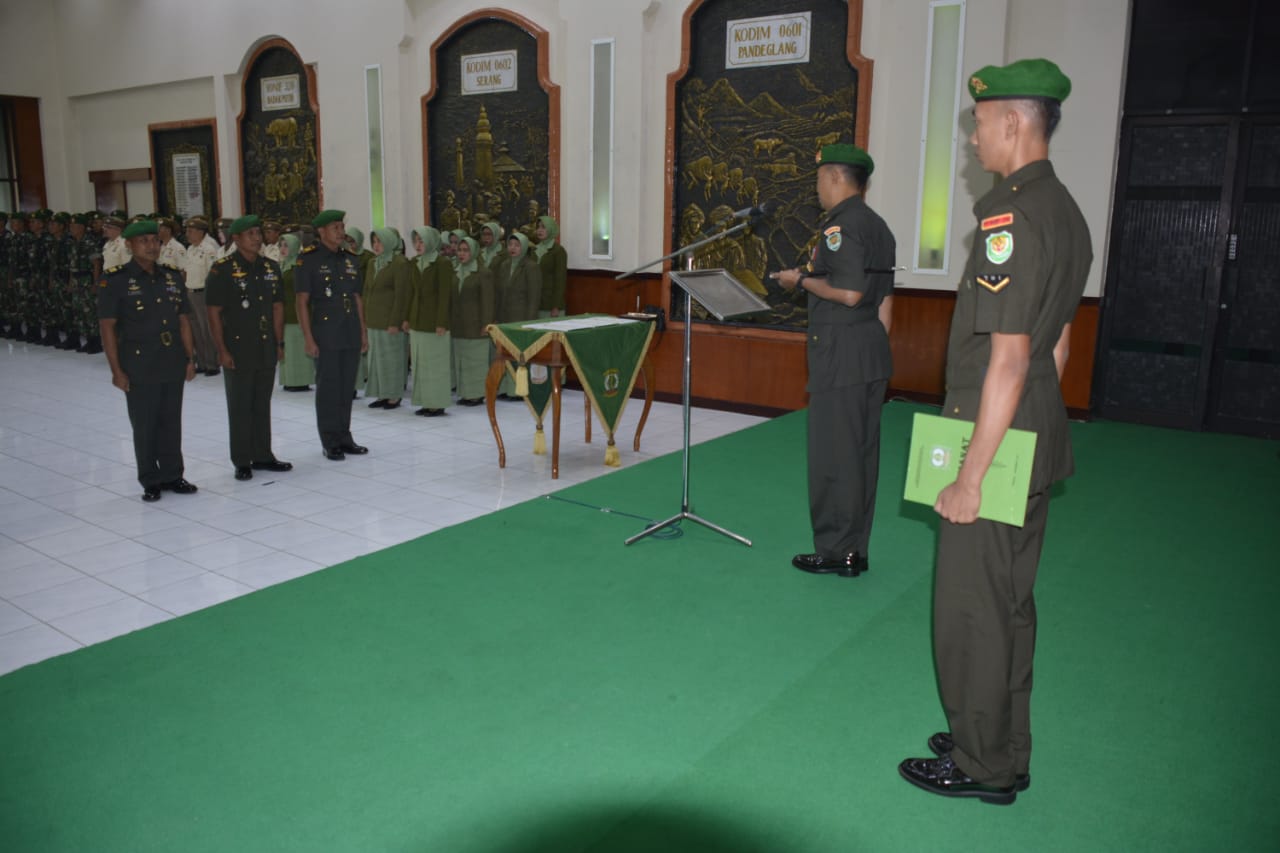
top-left (485, 314), bottom-right (655, 479)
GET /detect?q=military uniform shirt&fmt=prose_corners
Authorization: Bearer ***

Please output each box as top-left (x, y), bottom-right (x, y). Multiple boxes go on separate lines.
top-left (944, 159), bottom-right (1092, 492)
top-left (204, 250), bottom-right (284, 370)
top-left (97, 259), bottom-right (190, 383)
top-left (805, 194), bottom-right (895, 391)
top-left (293, 243), bottom-right (363, 350)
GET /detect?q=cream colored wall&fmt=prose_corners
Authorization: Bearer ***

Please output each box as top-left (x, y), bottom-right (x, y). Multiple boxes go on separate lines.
top-left (3, 0), bottom-right (1125, 294)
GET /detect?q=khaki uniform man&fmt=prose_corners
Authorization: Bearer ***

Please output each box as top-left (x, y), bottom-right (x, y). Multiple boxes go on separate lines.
top-left (180, 216), bottom-right (221, 374)
top-left (898, 58), bottom-right (1092, 806)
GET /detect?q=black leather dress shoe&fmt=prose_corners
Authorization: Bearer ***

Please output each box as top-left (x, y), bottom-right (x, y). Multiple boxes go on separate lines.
top-left (235, 467), bottom-right (253, 481)
top-left (458, 397), bottom-right (484, 407)
top-left (251, 459), bottom-right (293, 472)
top-left (415, 408), bottom-right (446, 417)
top-left (368, 399), bottom-right (388, 408)
top-left (142, 486), bottom-right (162, 502)
top-left (899, 755), bottom-right (1017, 805)
top-left (160, 478), bottom-right (198, 494)
top-left (283, 385), bottom-right (311, 392)
top-left (791, 553), bottom-right (867, 577)
top-left (338, 443), bottom-right (368, 454)
top-left (928, 732), bottom-right (1030, 791)
top-left (382, 400), bottom-right (401, 410)
top-left (204, 368), bottom-right (220, 377)
top-left (324, 448), bottom-right (346, 461)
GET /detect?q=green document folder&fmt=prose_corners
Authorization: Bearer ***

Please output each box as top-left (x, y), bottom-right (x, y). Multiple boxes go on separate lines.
top-left (903, 413), bottom-right (1038, 527)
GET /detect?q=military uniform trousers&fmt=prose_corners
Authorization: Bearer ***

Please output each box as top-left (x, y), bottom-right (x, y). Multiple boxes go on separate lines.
top-left (224, 365), bottom-right (277, 468)
top-left (126, 380), bottom-right (187, 488)
top-left (933, 489), bottom-right (1050, 789)
top-left (315, 346), bottom-right (361, 450)
top-left (807, 377), bottom-right (887, 559)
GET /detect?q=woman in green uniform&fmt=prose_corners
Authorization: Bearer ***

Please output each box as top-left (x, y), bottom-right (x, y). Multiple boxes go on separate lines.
top-left (277, 233), bottom-right (315, 391)
top-left (449, 236), bottom-right (494, 406)
top-left (534, 215), bottom-right (567, 317)
top-left (407, 226), bottom-right (455, 416)
top-left (493, 231), bottom-right (543, 398)
top-left (362, 228), bottom-right (411, 409)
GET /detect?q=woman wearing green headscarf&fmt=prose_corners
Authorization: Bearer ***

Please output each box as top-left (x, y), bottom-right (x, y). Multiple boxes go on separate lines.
top-left (449, 236), bottom-right (495, 405)
top-left (447, 229), bottom-right (470, 274)
top-left (406, 226), bottom-right (456, 416)
top-left (277, 233), bottom-right (316, 391)
top-left (362, 227), bottom-right (412, 409)
top-left (477, 221), bottom-right (504, 271)
top-left (346, 226), bottom-right (376, 396)
top-left (534, 215), bottom-right (567, 317)
top-left (492, 231), bottom-right (543, 398)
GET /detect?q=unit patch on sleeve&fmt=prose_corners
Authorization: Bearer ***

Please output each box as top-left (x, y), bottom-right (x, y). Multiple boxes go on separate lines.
top-left (980, 212), bottom-right (1014, 231)
top-left (824, 225), bottom-right (842, 251)
top-left (985, 230), bottom-right (1013, 264)
top-left (976, 274), bottom-right (1010, 293)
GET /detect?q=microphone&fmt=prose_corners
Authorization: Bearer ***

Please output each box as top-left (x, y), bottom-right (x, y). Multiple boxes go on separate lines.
top-left (714, 200), bottom-right (779, 223)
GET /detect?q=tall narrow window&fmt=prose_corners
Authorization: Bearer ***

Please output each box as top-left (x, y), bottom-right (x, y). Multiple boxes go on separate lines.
top-left (590, 39), bottom-right (614, 259)
top-left (0, 101), bottom-right (17, 212)
top-left (913, 0), bottom-right (965, 273)
top-left (365, 65), bottom-right (386, 230)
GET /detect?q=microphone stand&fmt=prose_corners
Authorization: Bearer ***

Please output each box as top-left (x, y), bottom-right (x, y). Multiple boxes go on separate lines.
top-left (615, 219), bottom-right (758, 548)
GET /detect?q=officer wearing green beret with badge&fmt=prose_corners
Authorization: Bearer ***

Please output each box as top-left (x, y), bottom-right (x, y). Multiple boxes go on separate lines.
top-left (98, 219), bottom-right (199, 502)
top-left (771, 143), bottom-right (896, 580)
top-left (295, 209), bottom-right (369, 460)
top-left (897, 58), bottom-right (1092, 806)
top-left (205, 214), bottom-right (293, 481)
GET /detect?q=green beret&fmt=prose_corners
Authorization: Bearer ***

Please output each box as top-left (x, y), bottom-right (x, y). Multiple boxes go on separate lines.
top-left (229, 214), bottom-right (261, 235)
top-left (103, 215), bottom-right (126, 229)
top-left (0, 212), bottom-right (8, 221)
top-left (816, 143), bottom-right (874, 176)
top-left (312, 209), bottom-right (345, 228)
top-left (53, 211), bottom-right (71, 224)
top-left (122, 220), bottom-right (159, 239)
top-left (28, 209), bottom-right (50, 221)
top-left (71, 213), bottom-right (90, 225)
top-left (110, 209), bottom-right (128, 219)
top-left (969, 58), bottom-right (1071, 103)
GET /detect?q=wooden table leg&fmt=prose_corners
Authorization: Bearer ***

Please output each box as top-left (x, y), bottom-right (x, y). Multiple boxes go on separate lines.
top-left (584, 394), bottom-right (591, 444)
top-left (634, 355), bottom-right (655, 452)
top-left (485, 355), bottom-right (507, 469)
top-left (551, 363), bottom-right (562, 479)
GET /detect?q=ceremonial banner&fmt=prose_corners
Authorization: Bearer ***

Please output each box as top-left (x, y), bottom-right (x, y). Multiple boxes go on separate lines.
top-left (489, 315), bottom-right (654, 463)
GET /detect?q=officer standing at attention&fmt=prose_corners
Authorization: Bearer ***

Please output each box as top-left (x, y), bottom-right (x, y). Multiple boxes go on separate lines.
top-left (97, 219), bottom-right (199, 502)
top-left (772, 143), bottom-right (895, 579)
top-left (897, 59), bottom-right (1092, 806)
top-left (205, 214), bottom-right (293, 481)
top-left (294, 209), bottom-right (369, 460)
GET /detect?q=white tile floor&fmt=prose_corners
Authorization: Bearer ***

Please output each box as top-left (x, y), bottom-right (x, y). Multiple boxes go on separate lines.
top-left (0, 339), bottom-right (766, 675)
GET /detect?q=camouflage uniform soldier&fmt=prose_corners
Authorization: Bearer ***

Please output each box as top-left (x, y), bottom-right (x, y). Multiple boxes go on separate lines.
top-left (69, 213), bottom-right (102, 353)
top-left (10, 213), bottom-right (35, 341)
top-left (0, 212), bottom-right (12, 338)
top-left (49, 212), bottom-right (77, 348)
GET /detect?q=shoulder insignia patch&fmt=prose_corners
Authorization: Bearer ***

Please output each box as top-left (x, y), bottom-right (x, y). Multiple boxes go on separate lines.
top-left (301, 244), bottom-right (318, 253)
top-left (985, 230), bottom-right (1013, 265)
top-left (977, 275), bottom-right (1010, 293)
top-left (824, 225), bottom-right (842, 252)
top-left (104, 264), bottom-right (125, 275)
top-left (981, 212), bottom-right (1014, 231)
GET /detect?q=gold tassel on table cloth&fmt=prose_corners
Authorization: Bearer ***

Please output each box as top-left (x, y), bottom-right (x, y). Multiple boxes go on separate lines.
top-left (533, 423), bottom-right (547, 455)
top-left (604, 437), bottom-right (620, 467)
top-left (515, 364), bottom-right (529, 397)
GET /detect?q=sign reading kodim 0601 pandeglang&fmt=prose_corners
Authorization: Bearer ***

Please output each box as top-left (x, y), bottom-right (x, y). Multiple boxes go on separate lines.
top-left (725, 12), bottom-right (811, 69)
top-left (461, 50), bottom-right (518, 95)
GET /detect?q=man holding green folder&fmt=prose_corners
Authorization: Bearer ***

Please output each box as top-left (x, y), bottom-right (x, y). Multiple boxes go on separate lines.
top-left (897, 58), bottom-right (1092, 805)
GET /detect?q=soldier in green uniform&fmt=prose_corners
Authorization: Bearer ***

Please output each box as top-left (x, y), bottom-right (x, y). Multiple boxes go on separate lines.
top-left (277, 232), bottom-right (315, 391)
top-left (49, 212), bottom-right (77, 349)
top-left (533, 216), bottom-right (566, 318)
top-left (363, 227), bottom-right (412, 409)
top-left (898, 59), bottom-right (1092, 806)
top-left (449, 236), bottom-right (495, 406)
top-left (772, 144), bottom-right (895, 578)
top-left (205, 214), bottom-right (292, 481)
top-left (97, 220), bottom-right (199, 502)
top-left (406, 226), bottom-right (455, 416)
top-left (27, 209), bottom-right (53, 344)
top-left (295, 209), bottom-right (369, 460)
top-left (67, 213), bottom-right (101, 352)
top-left (0, 212), bottom-right (12, 338)
top-left (6, 213), bottom-right (30, 340)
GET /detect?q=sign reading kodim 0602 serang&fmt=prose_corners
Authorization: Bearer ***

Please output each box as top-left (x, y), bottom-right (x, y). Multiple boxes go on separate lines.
top-left (724, 13), bottom-right (811, 69)
top-left (461, 51), bottom-right (518, 95)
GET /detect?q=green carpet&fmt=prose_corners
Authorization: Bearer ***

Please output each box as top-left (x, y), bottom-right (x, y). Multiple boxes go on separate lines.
top-left (2, 402), bottom-right (1277, 852)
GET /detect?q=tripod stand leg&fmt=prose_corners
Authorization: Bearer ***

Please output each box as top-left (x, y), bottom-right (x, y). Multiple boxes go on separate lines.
top-left (623, 511), bottom-right (686, 546)
top-left (685, 512), bottom-right (753, 547)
